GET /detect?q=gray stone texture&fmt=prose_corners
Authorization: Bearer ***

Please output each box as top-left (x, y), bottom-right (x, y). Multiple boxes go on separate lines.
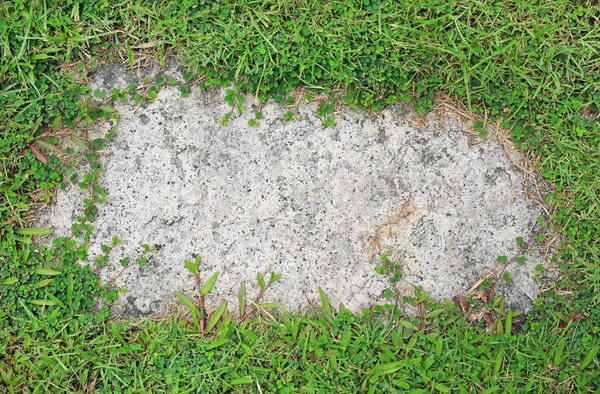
top-left (38, 63), bottom-right (551, 316)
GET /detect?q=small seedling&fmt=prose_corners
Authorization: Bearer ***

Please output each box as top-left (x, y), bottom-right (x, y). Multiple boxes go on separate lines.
top-left (218, 112), bottom-right (232, 126)
top-left (532, 264), bottom-right (547, 282)
top-left (147, 87), bottom-right (157, 101)
top-left (479, 277), bottom-right (494, 291)
top-left (533, 233), bottom-right (546, 243)
top-left (175, 255), bottom-right (218, 334)
top-left (179, 85), bottom-right (190, 97)
top-left (93, 89), bottom-right (107, 100)
top-left (316, 103), bottom-right (334, 117)
top-left (183, 71), bottom-right (194, 81)
top-left (536, 216), bottom-right (546, 228)
top-left (322, 116), bottom-right (335, 128)
top-left (175, 256), bottom-right (281, 333)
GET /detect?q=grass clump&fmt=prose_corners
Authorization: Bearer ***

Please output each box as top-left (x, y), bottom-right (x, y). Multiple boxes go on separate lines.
top-left (2, 299), bottom-right (599, 392)
top-left (1, 0), bottom-right (599, 392)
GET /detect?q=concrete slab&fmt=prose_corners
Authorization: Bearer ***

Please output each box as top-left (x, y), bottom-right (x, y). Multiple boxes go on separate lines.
top-left (38, 63), bottom-right (553, 316)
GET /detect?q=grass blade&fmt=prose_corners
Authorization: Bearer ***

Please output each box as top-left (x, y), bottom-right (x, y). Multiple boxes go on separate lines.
top-left (257, 272), bottom-right (265, 291)
top-left (174, 291), bottom-right (200, 329)
top-left (34, 267), bottom-right (61, 276)
top-left (580, 345), bottom-right (599, 370)
top-left (184, 259), bottom-right (198, 275)
top-left (238, 282), bottom-right (246, 318)
top-left (319, 288), bottom-right (333, 321)
top-left (15, 228), bottom-right (52, 236)
top-left (206, 300), bottom-right (227, 332)
top-left (200, 271), bottom-right (219, 296)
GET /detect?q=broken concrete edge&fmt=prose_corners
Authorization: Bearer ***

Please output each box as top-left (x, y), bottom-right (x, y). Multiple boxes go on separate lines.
top-left (35, 59), bottom-right (561, 318)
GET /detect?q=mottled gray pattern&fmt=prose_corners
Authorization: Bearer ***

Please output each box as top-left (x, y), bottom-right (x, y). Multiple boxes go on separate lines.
top-left (38, 63), bottom-right (550, 316)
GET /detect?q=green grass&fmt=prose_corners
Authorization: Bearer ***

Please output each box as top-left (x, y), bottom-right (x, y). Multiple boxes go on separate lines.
top-left (1, 0), bottom-right (600, 392)
top-left (2, 303), bottom-right (598, 393)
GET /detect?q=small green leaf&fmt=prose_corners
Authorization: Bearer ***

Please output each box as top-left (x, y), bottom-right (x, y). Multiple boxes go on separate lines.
top-left (399, 320), bottom-right (418, 331)
top-left (319, 287), bottom-right (334, 321)
top-left (257, 272), bottom-right (266, 291)
top-left (34, 267), bottom-right (62, 276)
top-left (37, 279), bottom-right (53, 288)
top-left (15, 228), bottom-right (53, 236)
top-left (184, 259), bottom-right (198, 275)
top-left (206, 300), bottom-right (228, 332)
top-left (422, 356), bottom-right (435, 370)
top-left (36, 140), bottom-right (64, 154)
top-left (184, 71), bottom-right (194, 81)
top-left (126, 41), bottom-right (134, 70)
top-left (516, 256), bottom-right (527, 266)
top-left (258, 302), bottom-right (282, 309)
top-left (28, 299), bottom-right (57, 306)
top-left (238, 282), bottom-right (246, 317)
top-left (269, 272), bottom-right (282, 283)
top-left (580, 345), bottom-right (599, 370)
top-left (534, 233), bottom-right (546, 242)
top-left (200, 271), bottom-right (219, 296)
top-left (174, 291), bottom-right (200, 328)
top-left (239, 328), bottom-right (258, 341)
top-left (3, 277), bottom-right (18, 285)
top-left (505, 310), bottom-right (513, 337)
top-left (554, 338), bottom-right (566, 366)
top-left (536, 216), bottom-right (545, 225)
top-left (93, 89), bottom-right (107, 99)
top-left (230, 376), bottom-right (253, 385)
top-left (496, 255), bottom-right (508, 264)
top-left (425, 308), bottom-right (444, 318)
top-left (46, 293), bottom-right (67, 308)
top-left (433, 383), bottom-right (450, 393)
top-left (494, 349), bottom-right (504, 374)
top-left (322, 116), bottom-right (335, 128)
top-left (374, 361), bottom-right (407, 376)
top-left (70, 135), bottom-right (88, 150)
top-left (503, 271), bottom-right (513, 284)
top-left (204, 337), bottom-right (227, 350)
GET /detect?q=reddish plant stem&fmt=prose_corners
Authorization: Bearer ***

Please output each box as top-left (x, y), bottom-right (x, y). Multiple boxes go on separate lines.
top-left (195, 273), bottom-right (205, 333)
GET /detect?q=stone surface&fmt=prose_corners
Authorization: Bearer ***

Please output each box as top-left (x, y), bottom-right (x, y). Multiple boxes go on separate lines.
top-left (38, 63), bottom-right (553, 316)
